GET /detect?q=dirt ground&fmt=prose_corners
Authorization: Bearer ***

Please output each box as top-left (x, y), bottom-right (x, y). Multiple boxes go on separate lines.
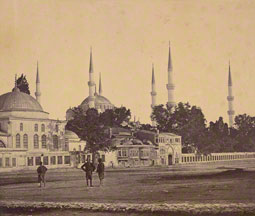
top-left (1, 160), bottom-right (255, 215)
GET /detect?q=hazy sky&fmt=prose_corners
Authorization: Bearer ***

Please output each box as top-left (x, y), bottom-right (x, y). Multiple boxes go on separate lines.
top-left (0, 0), bottom-right (255, 124)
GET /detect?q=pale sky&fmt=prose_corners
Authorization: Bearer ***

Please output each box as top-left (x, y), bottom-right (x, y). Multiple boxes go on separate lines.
top-left (0, 0), bottom-right (255, 125)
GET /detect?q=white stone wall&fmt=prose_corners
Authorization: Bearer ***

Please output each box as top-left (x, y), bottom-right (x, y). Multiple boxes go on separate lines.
top-left (181, 152), bottom-right (255, 164)
top-left (5, 119), bottom-right (66, 151)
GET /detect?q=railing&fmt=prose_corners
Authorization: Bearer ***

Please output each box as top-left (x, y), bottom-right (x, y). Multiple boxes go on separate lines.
top-left (181, 152), bottom-right (255, 164)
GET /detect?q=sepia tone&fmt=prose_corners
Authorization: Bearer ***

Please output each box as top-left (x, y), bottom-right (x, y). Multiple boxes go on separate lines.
top-left (1, 0), bottom-right (255, 215)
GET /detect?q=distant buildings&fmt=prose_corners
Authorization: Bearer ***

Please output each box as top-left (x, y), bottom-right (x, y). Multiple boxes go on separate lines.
top-left (0, 44), bottom-right (237, 172)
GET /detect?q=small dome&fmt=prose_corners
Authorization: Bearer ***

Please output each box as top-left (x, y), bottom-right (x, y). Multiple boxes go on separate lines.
top-left (65, 130), bottom-right (79, 140)
top-left (132, 139), bottom-right (143, 145)
top-left (0, 88), bottom-right (43, 112)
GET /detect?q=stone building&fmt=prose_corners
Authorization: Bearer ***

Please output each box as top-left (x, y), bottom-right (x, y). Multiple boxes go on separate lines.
top-left (136, 130), bottom-right (182, 165)
top-left (0, 67), bottom-right (71, 172)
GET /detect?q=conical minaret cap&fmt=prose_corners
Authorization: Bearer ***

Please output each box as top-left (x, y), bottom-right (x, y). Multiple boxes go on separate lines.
top-left (228, 61), bottom-right (232, 86)
top-left (99, 73), bottom-right (102, 95)
top-left (89, 47), bottom-right (93, 73)
top-left (36, 61), bottom-right (40, 83)
top-left (168, 41), bottom-right (173, 72)
top-left (152, 64), bottom-right (155, 84)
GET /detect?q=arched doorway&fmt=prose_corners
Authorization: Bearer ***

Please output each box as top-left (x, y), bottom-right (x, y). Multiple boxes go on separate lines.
top-left (168, 154), bottom-right (173, 165)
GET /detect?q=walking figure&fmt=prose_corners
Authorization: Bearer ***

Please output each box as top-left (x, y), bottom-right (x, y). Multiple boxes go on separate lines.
top-left (37, 161), bottom-right (47, 187)
top-left (96, 158), bottom-right (105, 186)
top-left (81, 158), bottom-right (95, 187)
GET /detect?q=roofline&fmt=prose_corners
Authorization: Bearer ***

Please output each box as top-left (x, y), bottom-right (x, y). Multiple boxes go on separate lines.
top-left (0, 116), bottom-right (66, 122)
top-left (0, 110), bottom-right (49, 114)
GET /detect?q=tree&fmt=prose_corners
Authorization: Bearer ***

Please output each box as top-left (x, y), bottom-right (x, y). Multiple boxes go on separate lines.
top-left (151, 102), bottom-right (207, 151)
top-left (66, 106), bottom-right (131, 159)
top-left (17, 74), bottom-right (30, 94)
top-left (232, 114), bottom-right (255, 152)
top-left (199, 117), bottom-right (236, 154)
top-left (99, 107), bottom-right (131, 128)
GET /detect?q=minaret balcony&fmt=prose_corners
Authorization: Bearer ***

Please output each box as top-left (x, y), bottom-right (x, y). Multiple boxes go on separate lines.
top-left (151, 91), bottom-right (157, 96)
top-left (227, 96), bottom-right (234, 101)
top-left (228, 110), bottom-right (235, 115)
top-left (88, 81), bottom-right (95, 86)
top-left (166, 83), bottom-right (175, 90)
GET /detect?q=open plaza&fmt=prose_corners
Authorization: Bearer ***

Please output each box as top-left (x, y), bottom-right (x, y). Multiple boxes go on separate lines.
top-left (1, 159), bottom-right (255, 215)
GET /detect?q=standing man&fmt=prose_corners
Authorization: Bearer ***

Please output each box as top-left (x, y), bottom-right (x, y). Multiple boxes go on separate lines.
top-left (96, 158), bottom-right (105, 186)
top-left (37, 161), bottom-right (47, 187)
top-left (81, 157), bottom-right (95, 187)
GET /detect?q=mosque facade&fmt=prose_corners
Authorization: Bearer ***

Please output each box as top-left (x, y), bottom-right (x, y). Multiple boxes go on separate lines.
top-left (0, 44), bottom-right (235, 172)
top-left (0, 64), bottom-right (80, 171)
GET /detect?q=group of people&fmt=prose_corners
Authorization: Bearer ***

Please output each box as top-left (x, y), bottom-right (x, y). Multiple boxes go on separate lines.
top-left (81, 158), bottom-right (105, 187)
top-left (37, 158), bottom-right (105, 188)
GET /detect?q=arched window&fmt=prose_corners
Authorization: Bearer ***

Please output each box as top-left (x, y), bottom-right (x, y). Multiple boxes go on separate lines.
top-left (20, 123), bottom-right (23, 131)
top-left (16, 134), bottom-right (20, 148)
top-left (34, 124), bottom-right (38, 132)
top-left (23, 134), bottom-right (28, 148)
top-left (0, 140), bottom-right (6, 148)
top-left (41, 124), bottom-right (45, 132)
top-left (64, 138), bottom-right (69, 151)
top-left (42, 135), bottom-right (47, 148)
top-left (34, 134), bottom-right (39, 149)
top-left (55, 125), bottom-right (59, 133)
top-left (53, 135), bottom-right (58, 149)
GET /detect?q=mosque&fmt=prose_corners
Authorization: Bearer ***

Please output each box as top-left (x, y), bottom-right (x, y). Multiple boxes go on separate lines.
top-left (0, 43), bottom-right (235, 171)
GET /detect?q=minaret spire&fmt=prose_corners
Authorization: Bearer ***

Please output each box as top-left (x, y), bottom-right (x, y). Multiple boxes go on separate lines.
top-left (166, 41), bottom-right (175, 110)
top-left (151, 63), bottom-right (157, 126)
top-left (35, 61), bottom-right (41, 104)
top-left (15, 74), bottom-right (17, 87)
top-left (99, 73), bottom-right (102, 96)
top-left (12, 74), bottom-right (20, 92)
top-left (227, 61), bottom-right (235, 127)
top-left (88, 47), bottom-right (96, 108)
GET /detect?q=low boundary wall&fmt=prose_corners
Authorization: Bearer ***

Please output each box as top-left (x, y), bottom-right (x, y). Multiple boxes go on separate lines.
top-left (181, 152), bottom-right (255, 164)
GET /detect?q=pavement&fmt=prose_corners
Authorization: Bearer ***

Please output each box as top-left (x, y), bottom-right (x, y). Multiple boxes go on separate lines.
top-left (1, 160), bottom-right (255, 215)
top-left (1, 200), bottom-right (255, 215)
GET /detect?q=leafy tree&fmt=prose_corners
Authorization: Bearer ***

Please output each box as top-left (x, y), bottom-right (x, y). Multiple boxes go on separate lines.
top-left (139, 123), bottom-right (156, 131)
top-left (232, 114), bottom-right (255, 152)
top-left (17, 74), bottom-right (30, 94)
top-left (99, 107), bottom-right (131, 127)
top-left (66, 106), bottom-right (131, 160)
top-left (198, 117), bottom-right (237, 154)
top-left (151, 102), bottom-right (207, 151)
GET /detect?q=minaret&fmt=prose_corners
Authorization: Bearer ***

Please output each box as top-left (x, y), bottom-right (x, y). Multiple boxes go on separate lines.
top-left (166, 42), bottom-right (175, 109)
top-left (227, 62), bottom-right (235, 127)
top-left (35, 61), bottom-right (41, 104)
top-left (99, 73), bottom-right (102, 96)
top-left (88, 48), bottom-right (95, 108)
top-left (151, 64), bottom-right (157, 126)
top-left (12, 74), bottom-right (20, 92)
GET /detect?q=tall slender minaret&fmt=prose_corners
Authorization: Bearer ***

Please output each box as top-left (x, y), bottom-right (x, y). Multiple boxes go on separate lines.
top-left (166, 42), bottom-right (175, 109)
top-left (99, 73), bottom-right (102, 96)
top-left (227, 61), bottom-right (235, 127)
top-left (35, 61), bottom-right (41, 104)
top-left (151, 64), bottom-right (157, 126)
top-left (88, 48), bottom-right (96, 108)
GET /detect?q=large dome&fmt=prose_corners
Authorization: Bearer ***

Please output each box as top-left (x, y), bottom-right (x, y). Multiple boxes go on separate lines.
top-left (0, 88), bottom-right (43, 112)
top-left (80, 94), bottom-right (114, 111)
top-left (81, 94), bottom-right (112, 106)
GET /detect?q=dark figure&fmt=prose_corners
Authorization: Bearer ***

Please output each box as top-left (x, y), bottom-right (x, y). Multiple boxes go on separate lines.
top-left (37, 162), bottom-right (47, 187)
top-left (96, 158), bottom-right (105, 186)
top-left (81, 158), bottom-right (95, 187)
